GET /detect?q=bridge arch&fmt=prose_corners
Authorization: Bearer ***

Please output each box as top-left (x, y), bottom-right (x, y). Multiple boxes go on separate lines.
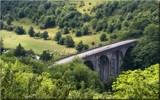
top-left (98, 55), bottom-right (109, 82)
top-left (84, 60), bottom-right (94, 71)
top-left (112, 50), bottom-right (123, 75)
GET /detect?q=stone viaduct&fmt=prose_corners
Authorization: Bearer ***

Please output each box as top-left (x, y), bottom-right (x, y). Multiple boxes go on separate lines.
top-left (50, 39), bottom-right (138, 83)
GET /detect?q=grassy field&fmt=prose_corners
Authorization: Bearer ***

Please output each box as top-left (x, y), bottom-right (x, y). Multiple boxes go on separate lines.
top-left (1, 30), bottom-right (77, 59)
top-left (2, 6), bottom-right (112, 59)
top-left (11, 18), bottom-right (111, 47)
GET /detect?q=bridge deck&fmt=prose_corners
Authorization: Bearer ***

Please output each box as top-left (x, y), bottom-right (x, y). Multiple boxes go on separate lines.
top-left (48, 39), bottom-right (137, 68)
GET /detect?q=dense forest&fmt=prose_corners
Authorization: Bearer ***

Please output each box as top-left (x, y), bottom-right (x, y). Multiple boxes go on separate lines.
top-left (1, 0), bottom-right (159, 99)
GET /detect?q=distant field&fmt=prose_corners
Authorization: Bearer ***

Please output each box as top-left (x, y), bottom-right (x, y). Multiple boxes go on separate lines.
top-left (1, 30), bottom-right (77, 59)
top-left (11, 18), bottom-right (111, 47)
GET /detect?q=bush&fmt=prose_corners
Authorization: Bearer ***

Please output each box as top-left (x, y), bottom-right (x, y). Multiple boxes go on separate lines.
top-left (7, 18), bottom-right (11, 25)
top-left (83, 44), bottom-right (89, 50)
top-left (41, 31), bottom-right (49, 40)
top-left (40, 51), bottom-right (52, 61)
top-left (100, 34), bottom-right (108, 41)
top-left (92, 42), bottom-right (95, 45)
top-left (110, 34), bottom-right (117, 40)
top-left (14, 43), bottom-right (26, 57)
top-left (112, 64), bottom-right (159, 99)
top-left (82, 25), bottom-right (89, 35)
top-left (75, 29), bottom-right (82, 37)
top-left (54, 31), bottom-right (62, 41)
top-left (76, 41), bottom-right (89, 52)
top-left (76, 41), bottom-right (84, 52)
top-left (58, 37), bottom-right (65, 45)
top-left (63, 27), bottom-right (69, 34)
top-left (28, 26), bottom-right (35, 37)
top-left (35, 32), bottom-right (41, 37)
top-left (64, 36), bottom-right (75, 47)
top-left (14, 26), bottom-right (26, 35)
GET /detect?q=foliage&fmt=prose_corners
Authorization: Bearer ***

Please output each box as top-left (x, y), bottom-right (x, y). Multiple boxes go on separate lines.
top-left (1, 57), bottom-right (109, 99)
top-left (112, 64), bottom-right (159, 99)
top-left (1, 37), bottom-right (3, 51)
top-left (76, 41), bottom-right (89, 52)
top-left (90, 18), bottom-right (97, 29)
top-left (64, 36), bottom-right (75, 47)
top-left (7, 18), bottom-right (12, 25)
top-left (100, 34), bottom-right (108, 41)
top-left (82, 25), bottom-right (89, 35)
top-left (58, 37), bottom-right (65, 45)
top-left (41, 31), bottom-right (49, 40)
top-left (92, 41), bottom-right (95, 45)
top-left (28, 26), bottom-right (35, 37)
top-left (75, 29), bottom-right (82, 37)
top-left (63, 27), bottom-right (69, 34)
top-left (54, 31), bottom-right (62, 41)
top-left (40, 51), bottom-right (53, 61)
top-left (14, 26), bottom-right (26, 35)
top-left (76, 41), bottom-right (84, 52)
top-left (14, 43), bottom-right (26, 57)
top-left (122, 24), bottom-right (159, 70)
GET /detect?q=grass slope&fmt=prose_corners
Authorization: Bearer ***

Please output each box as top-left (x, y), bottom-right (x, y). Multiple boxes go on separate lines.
top-left (1, 30), bottom-right (76, 59)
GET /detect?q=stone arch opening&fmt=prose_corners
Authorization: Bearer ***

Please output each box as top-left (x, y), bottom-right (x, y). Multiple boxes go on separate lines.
top-left (84, 61), bottom-right (94, 71)
top-left (121, 46), bottom-right (134, 71)
top-left (98, 55), bottom-right (109, 82)
top-left (112, 50), bottom-right (123, 75)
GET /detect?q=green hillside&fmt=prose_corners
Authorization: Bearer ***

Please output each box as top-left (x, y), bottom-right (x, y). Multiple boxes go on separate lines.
top-left (1, 0), bottom-right (159, 65)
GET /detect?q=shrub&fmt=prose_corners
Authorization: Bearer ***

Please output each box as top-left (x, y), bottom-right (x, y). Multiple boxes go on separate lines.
top-left (40, 51), bottom-right (52, 61)
top-left (28, 26), bottom-right (35, 37)
top-left (41, 31), bottom-right (49, 40)
top-left (92, 41), bottom-right (95, 45)
top-left (64, 36), bottom-right (75, 47)
top-left (63, 27), bottom-right (69, 34)
top-left (58, 37), bottom-right (65, 45)
top-left (100, 34), bottom-right (108, 41)
top-left (14, 26), bottom-right (26, 34)
top-left (112, 64), bottom-right (159, 99)
top-left (82, 25), bottom-right (89, 35)
top-left (75, 29), bottom-right (82, 37)
top-left (14, 43), bottom-right (26, 57)
top-left (54, 31), bottom-right (62, 41)
top-left (76, 41), bottom-right (84, 52)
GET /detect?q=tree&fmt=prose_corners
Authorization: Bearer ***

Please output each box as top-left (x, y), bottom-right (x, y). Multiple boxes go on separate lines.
top-left (35, 31), bottom-right (41, 37)
top-left (64, 36), bottom-right (75, 47)
top-left (28, 26), bottom-right (35, 37)
top-left (83, 44), bottom-right (89, 50)
top-left (82, 13), bottom-right (90, 22)
top-left (7, 18), bottom-right (11, 25)
top-left (42, 31), bottom-right (49, 40)
top-left (14, 43), bottom-right (26, 57)
top-left (112, 64), bottom-right (159, 99)
top-left (27, 49), bottom-right (34, 55)
top-left (76, 41), bottom-right (84, 52)
top-left (110, 34), bottom-right (117, 40)
top-left (107, 24), bottom-right (114, 33)
top-left (100, 34), bottom-right (108, 41)
top-left (1, 37), bottom-right (3, 51)
top-left (14, 26), bottom-right (26, 35)
top-left (54, 31), bottom-right (62, 41)
top-left (63, 27), bottom-right (69, 34)
top-left (82, 25), bottom-right (89, 35)
top-left (75, 30), bottom-right (82, 37)
top-left (40, 51), bottom-right (52, 61)
top-left (90, 18), bottom-right (97, 29)
top-left (92, 41), bottom-right (95, 45)
top-left (58, 37), bottom-right (65, 45)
